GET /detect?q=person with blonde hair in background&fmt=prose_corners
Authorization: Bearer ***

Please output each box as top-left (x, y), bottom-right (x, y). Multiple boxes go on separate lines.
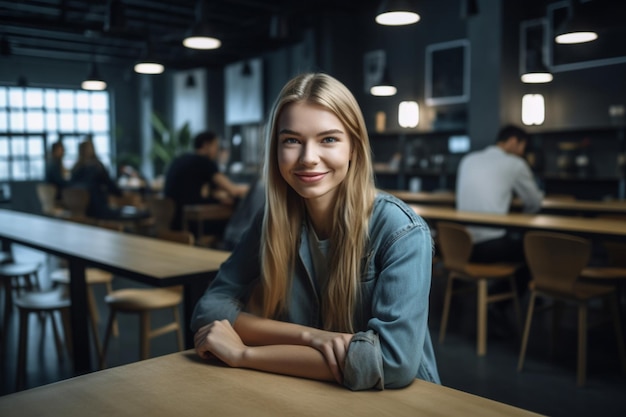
top-left (70, 137), bottom-right (123, 219)
top-left (192, 73), bottom-right (439, 390)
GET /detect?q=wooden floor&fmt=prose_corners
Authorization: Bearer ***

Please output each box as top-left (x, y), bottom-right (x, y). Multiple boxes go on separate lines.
top-left (1, 245), bottom-right (626, 417)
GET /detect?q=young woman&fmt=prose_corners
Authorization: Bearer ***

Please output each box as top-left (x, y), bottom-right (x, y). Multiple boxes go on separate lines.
top-left (70, 138), bottom-right (122, 219)
top-left (192, 73), bottom-right (439, 390)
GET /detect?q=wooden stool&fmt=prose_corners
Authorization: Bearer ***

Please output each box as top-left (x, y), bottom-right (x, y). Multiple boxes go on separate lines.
top-left (99, 230), bottom-right (193, 368)
top-left (14, 288), bottom-right (71, 391)
top-left (51, 267), bottom-right (117, 355)
top-left (1, 263), bottom-right (41, 337)
top-left (99, 287), bottom-right (183, 368)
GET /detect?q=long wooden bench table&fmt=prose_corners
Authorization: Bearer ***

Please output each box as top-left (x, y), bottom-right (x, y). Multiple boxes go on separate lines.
top-left (387, 189), bottom-right (626, 216)
top-left (408, 205), bottom-right (626, 240)
top-left (0, 209), bottom-right (230, 375)
top-left (0, 350), bottom-right (542, 417)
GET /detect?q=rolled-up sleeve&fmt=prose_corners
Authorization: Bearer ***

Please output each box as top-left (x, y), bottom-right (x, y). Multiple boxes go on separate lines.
top-left (343, 330), bottom-right (384, 390)
top-left (344, 213), bottom-right (438, 390)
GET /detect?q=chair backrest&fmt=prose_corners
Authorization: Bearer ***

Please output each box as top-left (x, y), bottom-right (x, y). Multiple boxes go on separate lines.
top-left (146, 196), bottom-right (175, 233)
top-left (436, 221), bottom-right (473, 272)
top-left (62, 187), bottom-right (90, 218)
top-left (524, 231), bottom-right (591, 294)
top-left (156, 229), bottom-right (195, 246)
top-left (36, 183), bottom-right (58, 216)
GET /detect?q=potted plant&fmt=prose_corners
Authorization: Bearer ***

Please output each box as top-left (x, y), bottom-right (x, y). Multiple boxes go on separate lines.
top-left (150, 112), bottom-right (192, 178)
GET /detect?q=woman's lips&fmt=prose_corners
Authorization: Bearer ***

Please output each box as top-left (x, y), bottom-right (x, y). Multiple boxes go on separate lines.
top-left (295, 172), bottom-right (327, 183)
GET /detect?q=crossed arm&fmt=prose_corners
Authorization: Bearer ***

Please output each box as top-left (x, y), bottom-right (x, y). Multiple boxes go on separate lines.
top-left (194, 312), bottom-right (353, 384)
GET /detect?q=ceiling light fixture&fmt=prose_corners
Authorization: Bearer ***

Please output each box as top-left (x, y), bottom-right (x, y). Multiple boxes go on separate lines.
top-left (134, 42), bottom-right (164, 74)
top-left (370, 67), bottom-right (397, 96)
top-left (522, 94), bottom-right (545, 126)
top-left (134, 61), bottom-right (164, 74)
top-left (554, 1), bottom-right (598, 44)
top-left (183, 0), bottom-right (221, 50)
top-left (81, 62), bottom-right (107, 90)
top-left (521, 49), bottom-right (553, 84)
top-left (376, 0), bottom-right (421, 26)
top-left (398, 101), bottom-right (419, 128)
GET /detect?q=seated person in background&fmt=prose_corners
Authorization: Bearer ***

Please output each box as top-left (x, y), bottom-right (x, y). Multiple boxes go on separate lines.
top-left (192, 73), bottom-right (440, 390)
top-left (70, 138), bottom-right (123, 219)
top-left (45, 141), bottom-right (68, 202)
top-left (164, 131), bottom-right (248, 231)
top-left (456, 125), bottom-right (543, 294)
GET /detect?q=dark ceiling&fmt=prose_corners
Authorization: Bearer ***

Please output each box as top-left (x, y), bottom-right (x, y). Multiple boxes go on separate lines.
top-left (0, 0), bottom-right (377, 70)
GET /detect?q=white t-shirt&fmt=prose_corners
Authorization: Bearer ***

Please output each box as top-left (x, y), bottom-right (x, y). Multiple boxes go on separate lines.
top-left (456, 145), bottom-right (543, 243)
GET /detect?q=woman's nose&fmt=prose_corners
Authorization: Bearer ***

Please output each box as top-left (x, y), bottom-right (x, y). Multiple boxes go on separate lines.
top-left (299, 143), bottom-right (319, 165)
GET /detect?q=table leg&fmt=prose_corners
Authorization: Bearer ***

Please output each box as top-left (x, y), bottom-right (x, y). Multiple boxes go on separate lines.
top-left (182, 273), bottom-right (216, 348)
top-left (68, 259), bottom-right (92, 374)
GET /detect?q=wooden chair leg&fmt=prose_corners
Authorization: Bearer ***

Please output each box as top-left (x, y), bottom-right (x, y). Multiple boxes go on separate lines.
top-left (87, 286), bottom-right (100, 324)
top-left (477, 279), bottom-right (488, 356)
top-left (439, 275), bottom-right (454, 344)
top-left (140, 312), bottom-right (151, 360)
top-left (518, 291), bottom-right (537, 372)
top-left (105, 282), bottom-right (119, 338)
top-left (577, 302), bottom-right (588, 387)
top-left (173, 307), bottom-right (184, 352)
top-left (100, 309), bottom-right (117, 370)
top-left (49, 311), bottom-right (65, 362)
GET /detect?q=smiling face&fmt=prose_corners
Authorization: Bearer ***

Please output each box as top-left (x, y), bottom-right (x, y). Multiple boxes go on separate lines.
top-left (277, 101), bottom-right (352, 215)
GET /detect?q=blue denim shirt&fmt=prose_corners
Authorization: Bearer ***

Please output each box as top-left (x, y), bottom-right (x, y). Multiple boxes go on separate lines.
top-left (191, 192), bottom-right (440, 390)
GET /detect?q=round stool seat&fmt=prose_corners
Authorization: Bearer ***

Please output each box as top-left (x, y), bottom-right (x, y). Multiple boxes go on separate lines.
top-left (105, 288), bottom-right (182, 311)
top-left (0, 251), bottom-right (12, 264)
top-left (14, 289), bottom-right (70, 312)
top-left (0, 263), bottom-right (40, 277)
top-left (51, 268), bottom-right (113, 285)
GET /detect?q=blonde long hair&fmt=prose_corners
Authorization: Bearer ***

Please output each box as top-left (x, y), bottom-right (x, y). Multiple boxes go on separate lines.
top-left (260, 73), bottom-right (376, 332)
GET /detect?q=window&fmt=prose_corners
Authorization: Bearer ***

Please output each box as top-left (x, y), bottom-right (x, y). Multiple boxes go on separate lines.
top-left (0, 86), bottom-right (112, 181)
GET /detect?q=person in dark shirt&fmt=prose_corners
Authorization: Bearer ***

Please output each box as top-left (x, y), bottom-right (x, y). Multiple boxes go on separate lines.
top-left (45, 141), bottom-right (68, 201)
top-left (164, 131), bottom-right (248, 230)
top-left (70, 138), bottom-right (123, 219)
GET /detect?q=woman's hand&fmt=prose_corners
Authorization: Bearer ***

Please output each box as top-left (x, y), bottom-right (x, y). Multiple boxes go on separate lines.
top-left (301, 329), bottom-right (353, 384)
top-left (194, 320), bottom-right (248, 367)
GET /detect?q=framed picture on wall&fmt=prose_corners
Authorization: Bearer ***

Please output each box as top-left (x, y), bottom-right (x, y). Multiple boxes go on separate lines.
top-left (546, 1), bottom-right (626, 71)
top-left (425, 39), bottom-right (470, 106)
top-left (225, 58), bottom-right (264, 125)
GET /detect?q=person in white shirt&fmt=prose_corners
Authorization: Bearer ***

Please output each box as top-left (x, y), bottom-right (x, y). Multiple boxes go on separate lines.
top-left (456, 125), bottom-right (543, 296)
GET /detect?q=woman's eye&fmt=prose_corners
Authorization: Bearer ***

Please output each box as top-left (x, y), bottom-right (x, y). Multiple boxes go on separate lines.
top-left (322, 137), bottom-right (337, 143)
top-left (282, 137), bottom-right (300, 144)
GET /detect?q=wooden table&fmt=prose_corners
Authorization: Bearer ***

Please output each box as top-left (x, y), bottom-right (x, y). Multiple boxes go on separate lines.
top-left (386, 189), bottom-right (456, 206)
top-left (0, 350), bottom-right (542, 417)
top-left (387, 189), bottom-right (626, 216)
top-left (409, 205), bottom-right (626, 240)
top-left (183, 203), bottom-right (234, 242)
top-left (0, 209), bottom-right (230, 375)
